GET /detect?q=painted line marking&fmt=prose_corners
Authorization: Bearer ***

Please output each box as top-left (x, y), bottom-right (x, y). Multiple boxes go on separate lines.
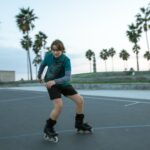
top-left (0, 124), bottom-right (150, 140)
top-left (125, 102), bottom-right (139, 107)
top-left (0, 95), bottom-right (45, 103)
top-left (84, 96), bottom-right (150, 105)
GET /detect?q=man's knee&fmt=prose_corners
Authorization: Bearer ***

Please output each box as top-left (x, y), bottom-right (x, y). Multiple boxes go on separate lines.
top-left (78, 95), bottom-right (84, 106)
top-left (54, 99), bottom-right (63, 110)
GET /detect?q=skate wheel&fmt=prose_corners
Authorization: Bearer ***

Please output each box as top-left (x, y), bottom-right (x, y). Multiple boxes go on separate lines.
top-left (44, 133), bottom-right (49, 140)
top-left (43, 134), bottom-right (59, 143)
top-left (77, 130), bottom-right (84, 134)
top-left (77, 128), bottom-right (93, 134)
top-left (52, 136), bottom-right (59, 143)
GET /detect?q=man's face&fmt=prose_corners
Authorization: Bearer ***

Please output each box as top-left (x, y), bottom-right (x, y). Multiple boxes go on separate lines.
top-left (51, 45), bottom-right (62, 58)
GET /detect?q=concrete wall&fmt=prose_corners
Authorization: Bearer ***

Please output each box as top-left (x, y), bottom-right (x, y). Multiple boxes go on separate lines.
top-left (0, 71), bottom-right (15, 82)
top-left (72, 83), bottom-right (150, 90)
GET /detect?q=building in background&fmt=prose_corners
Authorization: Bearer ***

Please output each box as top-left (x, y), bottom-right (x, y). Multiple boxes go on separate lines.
top-left (0, 70), bottom-right (15, 82)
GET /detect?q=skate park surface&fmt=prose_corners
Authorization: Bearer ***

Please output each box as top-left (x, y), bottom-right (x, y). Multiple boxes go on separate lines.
top-left (0, 86), bottom-right (150, 150)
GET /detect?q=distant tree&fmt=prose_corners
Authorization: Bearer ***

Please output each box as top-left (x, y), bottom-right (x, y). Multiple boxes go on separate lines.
top-left (32, 31), bottom-right (47, 78)
top-left (20, 35), bottom-right (32, 79)
top-left (85, 49), bottom-right (94, 72)
top-left (144, 51), bottom-right (150, 70)
top-left (92, 52), bottom-right (97, 73)
top-left (126, 23), bottom-right (142, 71)
top-left (119, 49), bottom-right (130, 70)
top-left (33, 31), bottom-right (47, 52)
top-left (16, 7), bottom-right (38, 80)
top-left (136, 3), bottom-right (150, 52)
top-left (108, 47), bottom-right (116, 71)
top-left (100, 49), bottom-right (109, 72)
top-left (32, 54), bottom-right (42, 79)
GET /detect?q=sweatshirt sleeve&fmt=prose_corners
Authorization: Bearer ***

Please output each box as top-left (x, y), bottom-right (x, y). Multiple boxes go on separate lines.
top-left (37, 54), bottom-right (47, 79)
top-left (54, 58), bottom-right (71, 84)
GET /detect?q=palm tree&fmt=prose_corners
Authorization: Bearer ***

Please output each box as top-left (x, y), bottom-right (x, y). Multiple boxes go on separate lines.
top-left (100, 49), bottom-right (109, 72)
top-left (85, 49), bottom-right (94, 72)
top-left (33, 54), bottom-right (42, 79)
top-left (126, 23), bottom-right (142, 71)
top-left (136, 4), bottom-right (150, 51)
top-left (33, 31), bottom-right (47, 78)
top-left (108, 47), bottom-right (116, 71)
top-left (20, 35), bottom-right (32, 80)
top-left (119, 49), bottom-right (130, 70)
top-left (33, 31), bottom-right (47, 50)
top-left (92, 52), bottom-right (97, 73)
top-left (16, 7), bottom-right (38, 80)
top-left (144, 51), bottom-right (150, 69)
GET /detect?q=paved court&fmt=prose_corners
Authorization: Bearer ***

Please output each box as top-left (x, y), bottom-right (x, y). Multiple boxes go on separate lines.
top-left (0, 88), bottom-right (150, 150)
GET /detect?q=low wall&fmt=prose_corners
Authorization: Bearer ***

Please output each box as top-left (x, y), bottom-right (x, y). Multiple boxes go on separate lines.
top-left (72, 83), bottom-right (150, 90)
top-left (0, 71), bottom-right (15, 82)
top-left (0, 82), bottom-right (150, 90)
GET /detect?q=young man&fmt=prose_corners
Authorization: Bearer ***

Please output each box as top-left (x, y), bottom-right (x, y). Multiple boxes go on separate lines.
top-left (38, 39), bottom-right (92, 140)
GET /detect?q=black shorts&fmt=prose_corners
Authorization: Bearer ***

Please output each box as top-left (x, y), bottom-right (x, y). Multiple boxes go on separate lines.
top-left (47, 84), bottom-right (78, 100)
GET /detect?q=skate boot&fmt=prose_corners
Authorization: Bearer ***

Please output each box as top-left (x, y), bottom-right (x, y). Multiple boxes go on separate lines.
top-left (43, 118), bottom-right (59, 143)
top-left (75, 114), bottom-right (92, 133)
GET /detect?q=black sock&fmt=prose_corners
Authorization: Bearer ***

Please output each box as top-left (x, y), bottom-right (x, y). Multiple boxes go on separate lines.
top-left (46, 118), bottom-right (56, 128)
top-left (75, 114), bottom-right (84, 119)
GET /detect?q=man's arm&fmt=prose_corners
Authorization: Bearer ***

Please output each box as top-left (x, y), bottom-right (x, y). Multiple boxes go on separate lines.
top-left (37, 54), bottom-right (47, 80)
top-left (37, 63), bottom-right (46, 80)
top-left (54, 58), bottom-right (71, 84)
top-left (54, 70), bottom-right (71, 84)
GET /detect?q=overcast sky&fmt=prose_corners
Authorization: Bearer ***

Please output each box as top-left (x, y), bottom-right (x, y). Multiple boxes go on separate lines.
top-left (0, 0), bottom-right (149, 80)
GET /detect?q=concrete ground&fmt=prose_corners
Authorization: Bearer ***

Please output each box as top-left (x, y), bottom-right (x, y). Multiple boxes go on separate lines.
top-left (0, 87), bottom-right (150, 150)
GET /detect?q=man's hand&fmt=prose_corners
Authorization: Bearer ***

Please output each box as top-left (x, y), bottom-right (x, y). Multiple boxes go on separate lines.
top-left (46, 80), bottom-right (56, 88)
top-left (38, 77), bottom-right (43, 83)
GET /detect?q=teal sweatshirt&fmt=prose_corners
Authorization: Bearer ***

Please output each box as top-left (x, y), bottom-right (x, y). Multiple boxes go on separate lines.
top-left (38, 51), bottom-right (71, 86)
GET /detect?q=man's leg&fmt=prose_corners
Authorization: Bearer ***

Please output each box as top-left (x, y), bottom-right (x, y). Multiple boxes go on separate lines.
top-left (67, 94), bottom-right (92, 132)
top-left (50, 98), bottom-right (63, 120)
top-left (44, 98), bottom-right (63, 136)
top-left (67, 94), bottom-right (84, 114)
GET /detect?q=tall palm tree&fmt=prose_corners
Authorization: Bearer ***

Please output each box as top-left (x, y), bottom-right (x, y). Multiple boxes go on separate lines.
top-left (85, 49), bottom-right (94, 72)
top-left (108, 47), bottom-right (116, 71)
top-left (33, 31), bottom-right (47, 55)
top-left (126, 23), bottom-right (142, 71)
top-left (119, 49), bottom-right (130, 70)
top-left (92, 52), bottom-right (97, 73)
top-left (33, 31), bottom-right (47, 78)
top-left (33, 54), bottom-right (42, 79)
top-left (100, 49), bottom-right (109, 72)
top-left (136, 4), bottom-right (150, 51)
top-left (20, 35), bottom-right (32, 80)
top-left (16, 7), bottom-right (38, 80)
top-left (144, 51), bottom-right (150, 69)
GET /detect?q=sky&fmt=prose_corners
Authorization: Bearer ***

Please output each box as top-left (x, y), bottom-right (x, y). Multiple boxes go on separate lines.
top-left (0, 0), bottom-right (149, 80)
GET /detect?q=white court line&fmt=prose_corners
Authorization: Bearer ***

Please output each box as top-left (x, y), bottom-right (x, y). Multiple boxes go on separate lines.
top-left (125, 102), bottom-right (140, 107)
top-left (0, 124), bottom-right (150, 140)
top-left (84, 96), bottom-right (150, 105)
top-left (0, 95), bottom-right (45, 103)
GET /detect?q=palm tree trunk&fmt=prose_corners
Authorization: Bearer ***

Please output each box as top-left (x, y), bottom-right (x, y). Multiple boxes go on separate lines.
top-left (27, 50), bottom-right (33, 80)
top-left (111, 57), bottom-right (114, 71)
top-left (126, 61), bottom-right (128, 71)
top-left (93, 56), bottom-right (97, 73)
top-left (27, 52), bottom-right (29, 80)
top-left (90, 60), bottom-right (92, 73)
top-left (105, 61), bottom-right (107, 72)
top-left (123, 61), bottom-right (126, 71)
top-left (35, 65), bottom-right (37, 80)
top-left (136, 53), bottom-right (139, 71)
top-left (145, 31), bottom-right (150, 51)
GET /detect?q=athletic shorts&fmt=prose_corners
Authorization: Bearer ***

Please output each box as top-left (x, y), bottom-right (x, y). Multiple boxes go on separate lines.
top-left (47, 84), bottom-right (78, 100)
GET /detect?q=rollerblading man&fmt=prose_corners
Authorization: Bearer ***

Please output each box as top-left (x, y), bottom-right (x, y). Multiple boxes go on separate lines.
top-left (38, 39), bottom-right (92, 142)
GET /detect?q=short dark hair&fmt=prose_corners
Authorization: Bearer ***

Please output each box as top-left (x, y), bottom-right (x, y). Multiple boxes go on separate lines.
top-left (51, 39), bottom-right (65, 53)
